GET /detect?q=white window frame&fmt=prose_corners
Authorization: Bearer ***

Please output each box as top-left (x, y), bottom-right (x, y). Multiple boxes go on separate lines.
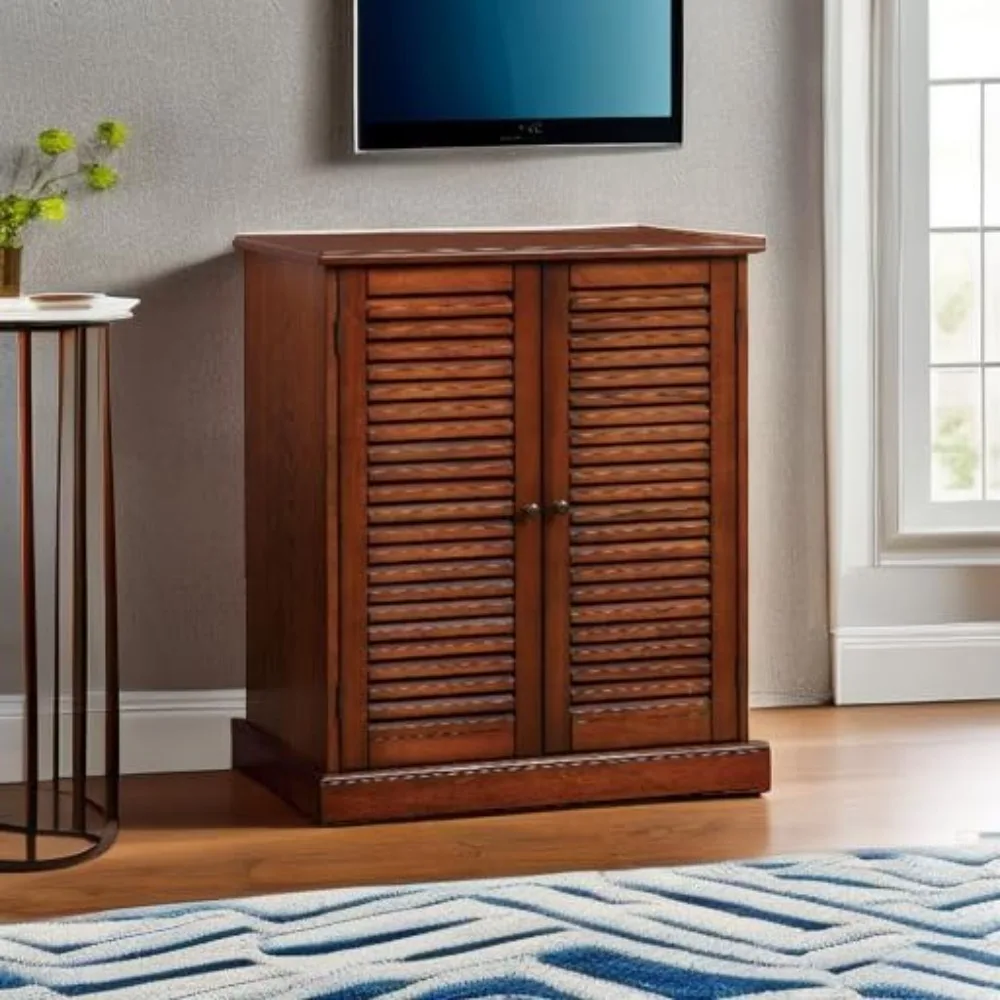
top-left (882, 0), bottom-right (1000, 553)
top-left (826, 0), bottom-right (1000, 569)
top-left (826, 0), bottom-right (878, 578)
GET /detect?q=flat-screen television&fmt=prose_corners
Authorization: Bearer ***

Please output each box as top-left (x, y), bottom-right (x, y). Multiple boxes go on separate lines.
top-left (354, 0), bottom-right (683, 152)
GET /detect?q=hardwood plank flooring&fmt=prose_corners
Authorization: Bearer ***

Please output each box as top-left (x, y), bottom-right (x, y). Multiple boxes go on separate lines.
top-left (1, 704), bottom-right (999, 921)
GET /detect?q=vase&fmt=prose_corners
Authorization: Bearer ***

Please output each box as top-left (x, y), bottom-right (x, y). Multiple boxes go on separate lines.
top-left (0, 246), bottom-right (22, 298)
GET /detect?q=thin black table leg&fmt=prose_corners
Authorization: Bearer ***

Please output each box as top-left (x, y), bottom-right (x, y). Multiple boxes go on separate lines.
top-left (71, 327), bottom-right (88, 833)
top-left (18, 331), bottom-right (39, 864)
top-left (102, 326), bottom-right (120, 823)
top-left (53, 332), bottom-right (65, 831)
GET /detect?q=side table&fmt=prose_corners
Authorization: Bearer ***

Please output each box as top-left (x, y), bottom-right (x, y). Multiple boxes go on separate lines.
top-left (0, 296), bottom-right (138, 871)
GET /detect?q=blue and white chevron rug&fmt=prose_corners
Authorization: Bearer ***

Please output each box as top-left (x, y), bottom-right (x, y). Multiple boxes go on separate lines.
top-left (3, 847), bottom-right (1000, 998)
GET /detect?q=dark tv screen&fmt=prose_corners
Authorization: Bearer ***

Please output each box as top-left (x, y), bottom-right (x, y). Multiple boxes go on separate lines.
top-left (355, 0), bottom-right (683, 151)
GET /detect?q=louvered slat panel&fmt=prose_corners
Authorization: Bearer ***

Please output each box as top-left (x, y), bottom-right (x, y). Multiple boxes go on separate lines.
top-left (369, 655), bottom-right (515, 683)
top-left (369, 460), bottom-right (514, 483)
top-left (571, 422), bottom-right (709, 445)
top-left (571, 578), bottom-right (711, 604)
top-left (571, 501), bottom-right (708, 523)
top-left (572, 620), bottom-right (711, 645)
top-left (368, 522), bottom-right (512, 545)
top-left (369, 441), bottom-right (514, 463)
top-left (369, 381), bottom-right (511, 403)
top-left (368, 501), bottom-right (514, 524)
top-left (367, 318), bottom-right (514, 341)
top-left (571, 389), bottom-right (711, 410)
top-left (370, 482), bottom-right (512, 504)
top-left (367, 295), bottom-right (513, 320)
top-left (369, 694), bottom-right (515, 721)
top-left (570, 520), bottom-right (709, 545)
top-left (369, 579), bottom-right (514, 605)
top-left (369, 400), bottom-right (513, 424)
top-left (369, 597), bottom-right (515, 624)
top-left (572, 462), bottom-right (710, 485)
top-left (571, 347), bottom-right (709, 369)
top-left (368, 419), bottom-right (514, 443)
top-left (369, 361), bottom-right (513, 384)
top-left (572, 600), bottom-right (711, 625)
top-left (571, 399), bottom-right (709, 427)
top-left (569, 288), bottom-right (710, 311)
top-left (571, 539), bottom-right (710, 565)
top-left (570, 310), bottom-right (710, 331)
top-left (572, 561), bottom-right (711, 584)
top-left (368, 540), bottom-right (514, 565)
top-left (573, 442), bottom-right (710, 465)
top-left (566, 276), bottom-right (714, 751)
top-left (370, 675), bottom-right (514, 700)
top-left (365, 276), bottom-right (520, 767)
top-left (573, 638), bottom-right (711, 663)
top-left (571, 329), bottom-right (709, 351)
top-left (572, 482), bottom-right (710, 504)
top-left (369, 560), bottom-right (514, 586)
top-left (572, 659), bottom-right (711, 683)
top-left (571, 678), bottom-right (711, 704)
top-left (368, 339), bottom-right (514, 362)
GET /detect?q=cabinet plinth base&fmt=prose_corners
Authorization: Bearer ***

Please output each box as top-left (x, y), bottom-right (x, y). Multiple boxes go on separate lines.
top-left (232, 719), bottom-right (771, 826)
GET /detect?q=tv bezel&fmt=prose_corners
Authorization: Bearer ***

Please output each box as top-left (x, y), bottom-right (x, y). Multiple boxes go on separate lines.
top-left (353, 0), bottom-right (684, 153)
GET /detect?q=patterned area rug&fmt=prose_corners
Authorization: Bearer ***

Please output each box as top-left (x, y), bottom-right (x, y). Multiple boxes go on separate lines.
top-left (2, 848), bottom-right (1000, 998)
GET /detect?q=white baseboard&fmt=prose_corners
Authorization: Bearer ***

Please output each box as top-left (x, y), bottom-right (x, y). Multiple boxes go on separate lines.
top-left (11, 669), bottom-right (966, 782)
top-left (0, 689), bottom-right (245, 784)
top-left (749, 693), bottom-right (831, 709)
top-left (0, 686), bottom-right (834, 780)
top-left (834, 624), bottom-right (1000, 705)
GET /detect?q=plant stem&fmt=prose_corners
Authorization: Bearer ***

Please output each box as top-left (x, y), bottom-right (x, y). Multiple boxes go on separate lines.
top-left (34, 170), bottom-right (78, 197)
top-left (7, 148), bottom-right (26, 192)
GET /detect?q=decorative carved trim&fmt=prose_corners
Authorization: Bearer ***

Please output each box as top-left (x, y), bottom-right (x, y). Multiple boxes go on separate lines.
top-left (573, 702), bottom-right (707, 722)
top-left (325, 743), bottom-right (769, 788)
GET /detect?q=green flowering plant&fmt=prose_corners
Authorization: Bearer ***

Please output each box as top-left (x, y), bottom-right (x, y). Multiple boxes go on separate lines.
top-left (0, 119), bottom-right (130, 249)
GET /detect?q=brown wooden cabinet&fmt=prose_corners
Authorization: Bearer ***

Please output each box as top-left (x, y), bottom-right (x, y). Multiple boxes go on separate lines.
top-left (233, 226), bottom-right (770, 825)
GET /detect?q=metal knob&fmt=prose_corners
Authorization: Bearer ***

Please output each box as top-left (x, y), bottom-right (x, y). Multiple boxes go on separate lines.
top-left (519, 502), bottom-right (542, 520)
top-left (550, 499), bottom-right (571, 516)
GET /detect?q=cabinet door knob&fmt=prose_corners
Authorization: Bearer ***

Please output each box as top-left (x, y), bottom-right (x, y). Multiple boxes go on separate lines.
top-left (550, 499), bottom-right (571, 516)
top-left (519, 502), bottom-right (543, 520)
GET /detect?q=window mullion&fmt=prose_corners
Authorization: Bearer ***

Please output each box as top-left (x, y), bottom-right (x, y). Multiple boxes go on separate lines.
top-left (980, 80), bottom-right (988, 500)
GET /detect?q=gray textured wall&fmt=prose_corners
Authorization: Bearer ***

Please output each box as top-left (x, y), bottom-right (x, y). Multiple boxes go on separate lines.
top-left (0, 0), bottom-right (828, 702)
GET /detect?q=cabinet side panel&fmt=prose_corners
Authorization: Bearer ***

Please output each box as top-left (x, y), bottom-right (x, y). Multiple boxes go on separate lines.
top-left (244, 252), bottom-right (330, 767)
top-left (325, 269), bottom-right (341, 772)
top-left (709, 260), bottom-right (740, 742)
top-left (737, 259), bottom-right (750, 742)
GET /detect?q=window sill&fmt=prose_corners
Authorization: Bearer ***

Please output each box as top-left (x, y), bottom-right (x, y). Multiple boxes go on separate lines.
top-left (880, 528), bottom-right (1000, 565)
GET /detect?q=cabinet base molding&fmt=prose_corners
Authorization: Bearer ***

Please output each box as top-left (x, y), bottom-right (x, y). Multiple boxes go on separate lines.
top-left (233, 719), bottom-right (771, 825)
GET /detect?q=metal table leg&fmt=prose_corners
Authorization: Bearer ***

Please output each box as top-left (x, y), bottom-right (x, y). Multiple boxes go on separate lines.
top-left (0, 325), bottom-right (119, 872)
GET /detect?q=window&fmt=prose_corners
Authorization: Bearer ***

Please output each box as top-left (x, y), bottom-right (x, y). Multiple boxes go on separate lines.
top-left (894, 0), bottom-right (1000, 537)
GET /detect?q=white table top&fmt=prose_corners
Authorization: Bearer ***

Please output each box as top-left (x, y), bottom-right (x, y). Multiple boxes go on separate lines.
top-left (0, 295), bottom-right (140, 328)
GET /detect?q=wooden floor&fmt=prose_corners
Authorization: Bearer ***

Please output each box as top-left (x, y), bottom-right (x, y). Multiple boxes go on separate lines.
top-left (1, 703), bottom-right (999, 921)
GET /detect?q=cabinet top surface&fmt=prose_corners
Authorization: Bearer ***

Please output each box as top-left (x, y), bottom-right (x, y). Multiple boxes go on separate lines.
top-left (234, 225), bottom-right (766, 266)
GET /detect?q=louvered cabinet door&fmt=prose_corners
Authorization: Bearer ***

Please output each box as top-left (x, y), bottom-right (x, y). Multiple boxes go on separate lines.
top-left (338, 265), bottom-right (544, 771)
top-left (543, 259), bottom-right (741, 754)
